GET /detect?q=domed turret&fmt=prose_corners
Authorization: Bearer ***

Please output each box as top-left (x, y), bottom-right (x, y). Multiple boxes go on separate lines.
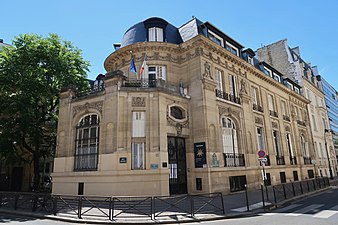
top-left (121, 17), bottom-right (183, 47)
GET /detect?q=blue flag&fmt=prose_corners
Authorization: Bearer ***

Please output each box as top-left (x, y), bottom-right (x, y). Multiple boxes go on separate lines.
top-left (130, 56), bottom-right (137, 73)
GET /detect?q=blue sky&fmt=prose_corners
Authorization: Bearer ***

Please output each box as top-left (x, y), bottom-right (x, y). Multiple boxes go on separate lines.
top-left (2, 0), bottom-right (338, 89)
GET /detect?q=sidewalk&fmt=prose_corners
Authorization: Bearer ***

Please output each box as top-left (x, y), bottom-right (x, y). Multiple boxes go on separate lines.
top-left (1, 177), bottom-right (337, 224)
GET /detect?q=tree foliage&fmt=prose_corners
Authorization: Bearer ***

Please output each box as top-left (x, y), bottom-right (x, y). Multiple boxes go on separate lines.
top-left (0, 33), bottom-right (90, 190)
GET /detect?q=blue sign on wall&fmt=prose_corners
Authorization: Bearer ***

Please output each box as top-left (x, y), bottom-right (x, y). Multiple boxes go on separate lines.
top-left (194, 142), bottom-right (206, 168)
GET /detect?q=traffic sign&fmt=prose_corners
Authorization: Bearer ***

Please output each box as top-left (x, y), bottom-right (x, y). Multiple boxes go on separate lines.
top-left (258, 157), bottom-right (267, 162)
top-left (258, 150), bottom-right (266, 158)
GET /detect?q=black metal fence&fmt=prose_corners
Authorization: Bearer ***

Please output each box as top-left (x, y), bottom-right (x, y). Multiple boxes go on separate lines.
top-left (272, 177), bottom-right (329, 203)
top-left (0, 192), bottom-right (224, 221)
top-left (0, 177), bottom-right (331, 221)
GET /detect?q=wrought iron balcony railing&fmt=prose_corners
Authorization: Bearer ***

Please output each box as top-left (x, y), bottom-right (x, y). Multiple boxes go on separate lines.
top-left (269, 110), bottom-right (278, 118)
top-left (223, 153), bottom-right (245, 167)
top-left (216, 90), bottom-right (241, 105)
top-left (276, 155), bottom-right (285, 165)
top-left (290, 156), bottom-right (297, 165)
top-left (303, 156), bottom-right (312, 165)
top-left (253, 104), bottom-right (263, 112)
top-left (283, 115), bottom-right (290, 121)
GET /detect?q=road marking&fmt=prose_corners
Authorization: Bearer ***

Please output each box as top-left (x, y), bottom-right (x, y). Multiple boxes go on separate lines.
top-left (313, 210), bottom-right (338, 218)
top-left (286, 204), bottom-right (323, 216)
top-left (329, 205), bottom-right (338, 210)
top-left (275, 204), bottom-right (302, 213)
top-left (231, 202), bottom-right (271, 212)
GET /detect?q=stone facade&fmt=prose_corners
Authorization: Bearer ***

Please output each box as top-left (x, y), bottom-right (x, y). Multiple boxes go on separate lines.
top-left (257, 39), bottom-right (337, 177)
top-left (52, 18), bottom-right (318, 196)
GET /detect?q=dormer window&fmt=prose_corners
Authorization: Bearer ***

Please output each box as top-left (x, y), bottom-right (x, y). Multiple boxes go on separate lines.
top-left (294, 87), bottom-right (300, 94)
top-left (225, 41), bottom-right (239, 56)
top-left (273, 73), bottom-right (281, 82)
top-left (148, 27), bottom-right (163, 42)
top-left (208, 30), bottom-right (224, 47)
top-left (286, 82), bottom-right (293, 90)
top-left (248, 56), bottom-right (254, 65)
top-left (264, 67), bottom-right (272, 77)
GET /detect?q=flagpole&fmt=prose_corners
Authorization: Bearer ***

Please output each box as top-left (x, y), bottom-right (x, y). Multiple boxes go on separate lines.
top-left (128, 50), bottom-right (131, 80)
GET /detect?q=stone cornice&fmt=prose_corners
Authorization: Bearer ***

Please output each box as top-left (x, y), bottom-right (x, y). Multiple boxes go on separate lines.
top-left (185, 35), bottom-right (309, 104)
top-left (104, 35), bottom-right (308, 104)
top-left (104, 42), bottom-right (182, 72)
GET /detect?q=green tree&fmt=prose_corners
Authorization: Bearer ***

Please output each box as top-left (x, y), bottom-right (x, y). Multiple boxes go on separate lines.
top-left (0, 34), bottom-right (90, 191)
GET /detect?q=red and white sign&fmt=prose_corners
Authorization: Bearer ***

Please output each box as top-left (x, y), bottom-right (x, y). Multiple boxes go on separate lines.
top-left (258, 150), bottom-right (266, 158)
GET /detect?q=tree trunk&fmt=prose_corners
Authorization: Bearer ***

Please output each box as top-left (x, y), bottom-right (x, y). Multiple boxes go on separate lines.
top-left (33, 153), bottom-right (40, 192)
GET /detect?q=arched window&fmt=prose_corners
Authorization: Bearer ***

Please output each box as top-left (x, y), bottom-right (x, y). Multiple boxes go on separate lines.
top-left (222, 117), bottom-right (238, 154)
top-left (75, 114), bottom-right (100, 171)
top-left (222, 117), bottom-right (244, 167)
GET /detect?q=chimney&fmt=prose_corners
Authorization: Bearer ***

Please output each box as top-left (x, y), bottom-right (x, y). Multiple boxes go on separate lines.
top-left (113, 43), bottom-right (121, 51)
top-left (292, 47), bottom-right (300, 56)
top-left (312, 66), bottom-right (319, 75)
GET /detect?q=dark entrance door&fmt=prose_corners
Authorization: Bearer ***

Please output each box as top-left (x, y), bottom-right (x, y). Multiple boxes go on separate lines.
top-left (168, 137), bottom-right (187, 195)
top-left (11, 167), bottom-right (23, 191)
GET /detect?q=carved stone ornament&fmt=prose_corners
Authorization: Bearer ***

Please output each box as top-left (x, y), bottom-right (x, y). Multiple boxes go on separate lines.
top-left (272, 121), bottom-right (278, 129)
top-left (203, 61), bottom-right (214, 80)
top-left (285, 125), bottom-right (291, 132)
top-left (255, 117), bottom-right (263, 125)
top-left (73, 101), bottom-right (103, 117)
top-left (176, 123), bottom-right (183, 136)
top-left (240, 79), bottom-right (248, 95)
top-left (132, 97), bottom-right (146, 107)
top-left (167, 111), bottom-right (189, 130)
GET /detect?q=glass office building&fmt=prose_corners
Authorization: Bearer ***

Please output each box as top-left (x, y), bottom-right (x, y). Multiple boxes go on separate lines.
top-left (321, 77), bottom-right (338, 172)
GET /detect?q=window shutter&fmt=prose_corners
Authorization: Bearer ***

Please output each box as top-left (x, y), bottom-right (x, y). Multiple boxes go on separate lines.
top-left (215, 70), bottom-right (223, 92)
top-left (252, 88), bottom-right (258, 105)
top-left (268, 95), bottom-right (274, 111)
top-left (287, 134), bottom-right (294, 157)
top-left (132, 112), bottom-right (145, 137)
top-left (233, 129), bottom-right (238, 153)
top-left (149, 27), bottom-right (156, 41)
top-left (157, 66), bottom-right (166, 80)
top-left (156, 27), bottom-right (164, 41)
top-left (222, 128), bottom-right (233, 153)
top-left (229, 75), bottom-right (237, 96)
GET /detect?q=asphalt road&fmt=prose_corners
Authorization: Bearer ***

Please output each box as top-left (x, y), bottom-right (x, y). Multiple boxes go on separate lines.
top-left (0, 214), bottom-right (71, 225)
top-left (190, 186), bottom-right (338, 225)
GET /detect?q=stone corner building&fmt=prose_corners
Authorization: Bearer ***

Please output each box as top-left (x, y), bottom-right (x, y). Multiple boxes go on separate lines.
top-left (52, 17), bottom-right (317, 196)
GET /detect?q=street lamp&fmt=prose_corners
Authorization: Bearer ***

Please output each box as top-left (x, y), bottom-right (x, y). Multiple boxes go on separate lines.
top-left (324, 129), bottom-right (334, 179)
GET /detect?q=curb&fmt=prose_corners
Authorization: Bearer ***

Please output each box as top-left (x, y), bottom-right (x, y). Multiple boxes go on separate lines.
top-left (0, 208), bottom-right (256, 224)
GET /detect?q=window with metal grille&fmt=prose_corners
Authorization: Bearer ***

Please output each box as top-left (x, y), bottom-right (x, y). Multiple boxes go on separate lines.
top-left (74, 114), bottom-right (99, 171)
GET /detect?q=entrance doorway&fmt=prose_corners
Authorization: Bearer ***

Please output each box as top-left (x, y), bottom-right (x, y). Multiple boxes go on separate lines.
top-left (11, 167), bottom-right (23, 191)
top-left (168, 137), bottom-right (187, 195)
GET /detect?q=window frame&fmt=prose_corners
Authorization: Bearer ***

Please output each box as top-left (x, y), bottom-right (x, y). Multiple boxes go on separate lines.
top-left (225, 41), bottom-right (239, 56)
top-left (215, 68), bottom-right (224, 92)
top-left (221, 117), bottom-right (238, 154)
top-left (229, 74), bottom-right (237, 97)
top-left (148, 27), bottom-right (164, 42)
top-left (147, 65), bottom-right (166, 81)
top-left (273, 130), bottom-right (282, 156)
top-left (256, 127), bottom-right (265, 151)
top-left (132, 142), bottom-right (145, 170)
top-left (74, 114), bottom-right (100, 171)
top-left (208, 30), bottom-right (224, 47)
top-left (132, 111), bottom-right (145, 137)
